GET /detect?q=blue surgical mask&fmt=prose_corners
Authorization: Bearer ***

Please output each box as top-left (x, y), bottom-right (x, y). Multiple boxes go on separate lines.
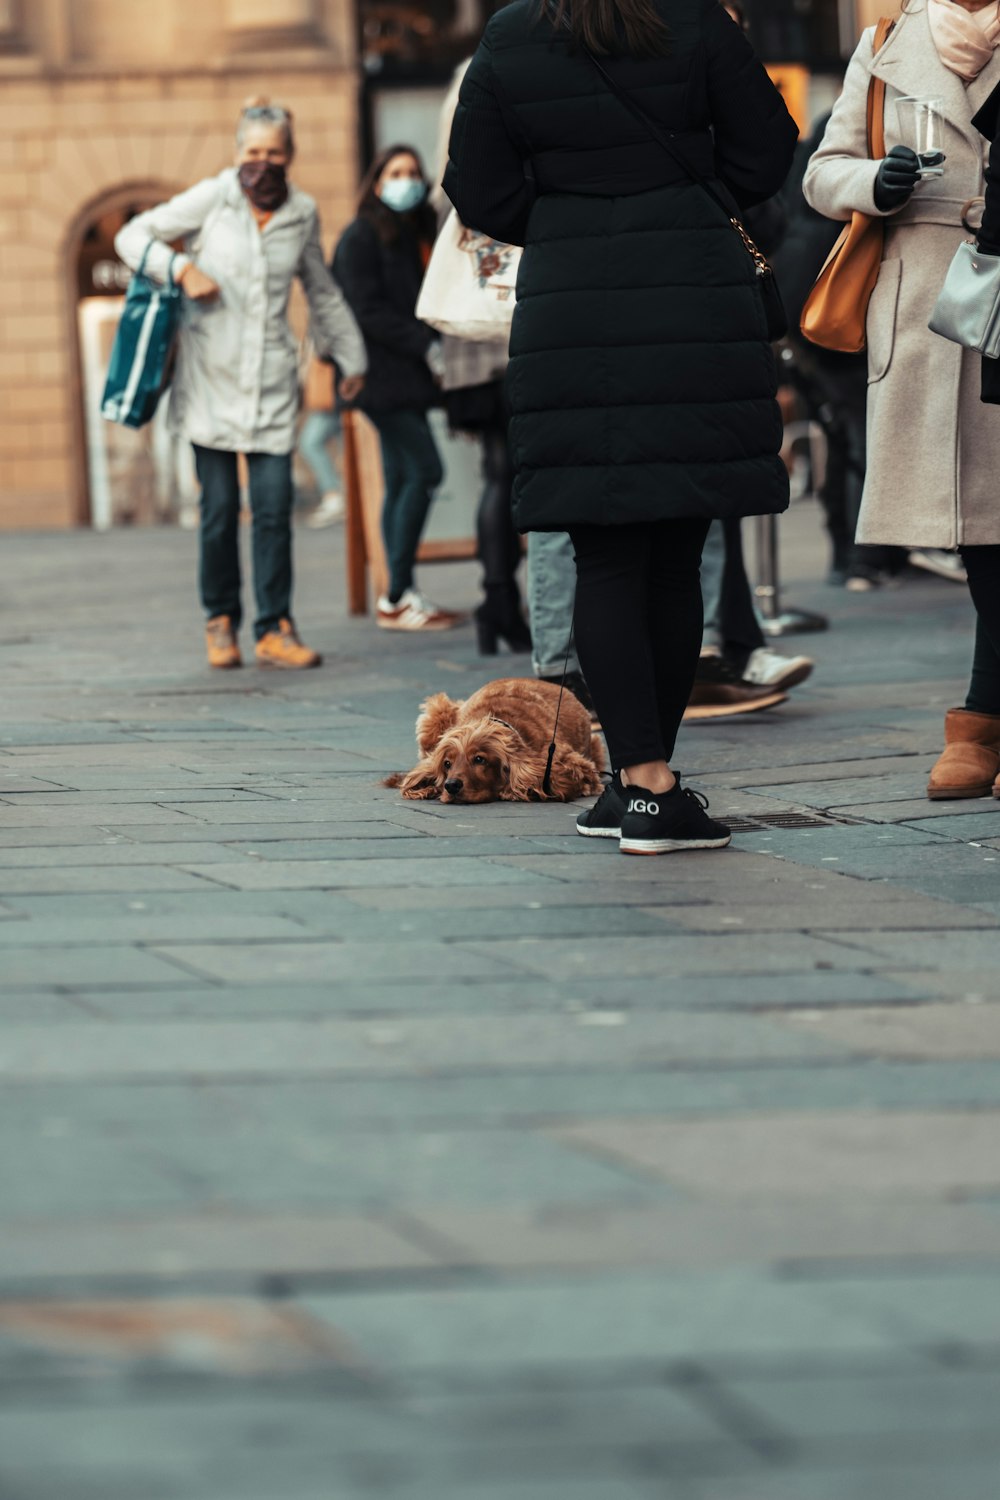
top-left (380, 177), bottom-right (427, 214)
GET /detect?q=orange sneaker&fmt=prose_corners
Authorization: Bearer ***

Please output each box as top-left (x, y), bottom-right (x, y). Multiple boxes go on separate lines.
top-left (254, 618), bottom-right (321, 669)
top-left (205, 615), bottom-right (241, 670)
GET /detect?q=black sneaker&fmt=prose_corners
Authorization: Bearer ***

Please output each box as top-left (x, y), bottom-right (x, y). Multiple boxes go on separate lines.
top-left (619, 780), bottom-right (731, 856)
top-left (576, 772), bottom-right (626, 839)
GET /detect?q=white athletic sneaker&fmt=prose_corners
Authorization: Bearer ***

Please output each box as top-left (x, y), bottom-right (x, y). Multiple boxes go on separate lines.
top-left (376, 590), bottom-right (462, 631)
top-left (305, 492), bottom-right (345, 528)
top-left (908, 549), bottom-right (968, 584)
top-left (741, 647), bottom-right (814, 693)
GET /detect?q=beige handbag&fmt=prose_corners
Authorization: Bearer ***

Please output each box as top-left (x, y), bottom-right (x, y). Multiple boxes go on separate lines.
top-left (800, 17), bottom-right (896, 354)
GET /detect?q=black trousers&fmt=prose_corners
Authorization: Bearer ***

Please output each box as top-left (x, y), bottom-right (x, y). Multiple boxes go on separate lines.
top-left (569, 518), bottom-right (711, 770)
top-left (959, 546), bottom-right (1000, 715)
top-left (193, 445), bottom-right (294, 640)
top-left (477, 424), bottom-right (521, 593)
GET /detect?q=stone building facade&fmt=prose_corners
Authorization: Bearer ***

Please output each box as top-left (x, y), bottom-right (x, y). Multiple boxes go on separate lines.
top-left (0, 0), bottom-right (358, 529)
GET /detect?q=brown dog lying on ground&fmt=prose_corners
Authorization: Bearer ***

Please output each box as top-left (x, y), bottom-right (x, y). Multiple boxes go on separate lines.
top-left (385, 677), bottom-right (605, 803)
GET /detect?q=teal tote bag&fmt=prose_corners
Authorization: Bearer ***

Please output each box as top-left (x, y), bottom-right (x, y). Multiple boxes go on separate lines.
top-left (101, 247), bottom-right (183, 430)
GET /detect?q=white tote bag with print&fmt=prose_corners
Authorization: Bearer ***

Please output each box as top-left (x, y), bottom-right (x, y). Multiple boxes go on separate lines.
top-left (417, 210), bottom-right (521, 342)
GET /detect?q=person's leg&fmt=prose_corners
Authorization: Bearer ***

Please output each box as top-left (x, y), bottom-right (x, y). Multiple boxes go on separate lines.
top-left (246, 451), bottom-right (294, 639)
top-left (477, 424), bottom-right (521, 589)
top-left (372, 411), bottom-right (443, 602)
top-left (528, 530), bottom-right (580, 677)
top-left (194, 444), bottom-right (242, 628)
top-left (715, 517), bottom-right (765, 664)
top-left (699, 520), bottom-right (726, 654)
top-left (569, 521), bottom-right (671, 777)
top-left (297, 411), bottom-right (342, 498)
top-left (645, 517), bottom-right (713, 771)
top-left (959, 546), bottom-right (1000, 713)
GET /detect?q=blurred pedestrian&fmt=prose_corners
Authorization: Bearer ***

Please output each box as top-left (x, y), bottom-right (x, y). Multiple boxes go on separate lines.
top-left (298, 351), bottom-right (345, 527)
top-left (116, 98), bottom-right (366, 670)
top-left (804, 2), bottom-right (1000, 797)
top-left (432, 64), bottom-right (531, 655)
top-left (333, 146), bottom-right (461, 631)
top-left (446, 0), bottom-right (797, 854)
top-left (777, 115), bottom-right (907, 589)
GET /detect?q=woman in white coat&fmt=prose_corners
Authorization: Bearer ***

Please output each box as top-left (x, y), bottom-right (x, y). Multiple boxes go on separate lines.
top-left (805, 1), bottom-right (1000, 798)
top-left (116, 99), bottom-right (366, 670)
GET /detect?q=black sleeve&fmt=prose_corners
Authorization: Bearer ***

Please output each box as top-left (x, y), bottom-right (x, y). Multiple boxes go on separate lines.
top-left (443, 26), bottom-right (536, 246)
top-left (703, 0), bottom-right (799, 209)
top-left (331, 221), bottom-right (434, 360)
top-left (978, 108), bottom-right (1000, 256)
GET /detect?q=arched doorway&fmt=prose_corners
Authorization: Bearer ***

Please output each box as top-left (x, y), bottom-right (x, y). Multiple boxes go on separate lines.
top-left (67, 183), bottom-right (197, 529)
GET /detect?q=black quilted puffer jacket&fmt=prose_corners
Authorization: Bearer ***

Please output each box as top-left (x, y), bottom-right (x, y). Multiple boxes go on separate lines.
top-left (443, 0), bottom-right (798, 532)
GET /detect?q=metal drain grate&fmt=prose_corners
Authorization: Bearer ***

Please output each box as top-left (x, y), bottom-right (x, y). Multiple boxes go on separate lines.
top-left (726, 811), bottom-right (860, 832)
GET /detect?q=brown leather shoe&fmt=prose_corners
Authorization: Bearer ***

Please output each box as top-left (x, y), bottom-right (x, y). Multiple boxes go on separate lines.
top-left (927, 707), bottom-right (1000, 800)
top-left (205, 615), bottom-right (241, 670)
top-left (255, 618), bottom-right (321, 669)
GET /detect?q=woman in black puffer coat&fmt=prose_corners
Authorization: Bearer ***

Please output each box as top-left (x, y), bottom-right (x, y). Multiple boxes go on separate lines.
top-left (445, 0), bottom-right (797, 856)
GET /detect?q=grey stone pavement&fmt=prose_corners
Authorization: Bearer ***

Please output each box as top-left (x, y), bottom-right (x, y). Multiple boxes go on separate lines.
top-left (1, 503), bottom-right (999, 1500)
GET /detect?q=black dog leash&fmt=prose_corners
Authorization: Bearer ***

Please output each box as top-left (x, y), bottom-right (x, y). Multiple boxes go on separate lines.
top-left (541, 619), bottom-right (576, 799)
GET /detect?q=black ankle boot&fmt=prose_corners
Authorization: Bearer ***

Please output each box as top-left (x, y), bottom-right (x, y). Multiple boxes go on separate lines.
top-left (475, 585), bottom-right (532, 655)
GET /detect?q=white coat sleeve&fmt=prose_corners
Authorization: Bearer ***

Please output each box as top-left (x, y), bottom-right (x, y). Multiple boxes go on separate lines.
top-left (803, 30), bottom-right (892, 221)
top-left (114, 177), bottom-right (222, 284)
top-left (298, 211), bottom-right (368, 379)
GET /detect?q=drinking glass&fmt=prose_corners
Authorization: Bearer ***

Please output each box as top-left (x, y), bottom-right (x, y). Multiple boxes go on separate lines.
top-left (895, 96), bottom-right (946, 178)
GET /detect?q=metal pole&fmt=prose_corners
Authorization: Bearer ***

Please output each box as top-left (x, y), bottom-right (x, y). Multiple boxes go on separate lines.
top-left (753, 512), bottom-right (829, 638)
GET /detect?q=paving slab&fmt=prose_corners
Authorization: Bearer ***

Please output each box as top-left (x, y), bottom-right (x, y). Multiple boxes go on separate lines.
top-left (776, 1002), bottom-right (1000, 1059)
top-left (4, 513), bottom-right (1000, 1498)
top-left (550, 1109), bottom-right (1000, 1198)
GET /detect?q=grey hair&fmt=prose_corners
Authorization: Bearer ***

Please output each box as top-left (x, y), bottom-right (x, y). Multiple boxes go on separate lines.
top-left (236, 99), bottom-right (295, 154)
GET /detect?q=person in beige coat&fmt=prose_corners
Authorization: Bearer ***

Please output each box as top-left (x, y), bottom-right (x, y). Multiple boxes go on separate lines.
top-left (117, 100), bottom-right (366, 670)
top-left (805, 0), bottom-right (1000, 799)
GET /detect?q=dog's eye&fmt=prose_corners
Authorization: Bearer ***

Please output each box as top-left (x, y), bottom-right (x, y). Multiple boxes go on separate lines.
top-left (472, 755), bottom-right (486, 766)
top-left (442, 760), bottom-right (451, 771)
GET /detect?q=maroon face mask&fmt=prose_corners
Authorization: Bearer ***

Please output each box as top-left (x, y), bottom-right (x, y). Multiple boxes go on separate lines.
top-left (238, 160), bottom-right (289, 212)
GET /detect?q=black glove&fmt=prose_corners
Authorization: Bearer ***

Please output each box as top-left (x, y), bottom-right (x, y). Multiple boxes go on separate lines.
top-left (873, 146), bottom-right (921, 211)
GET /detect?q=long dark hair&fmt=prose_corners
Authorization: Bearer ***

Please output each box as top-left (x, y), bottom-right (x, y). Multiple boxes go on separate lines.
top-left (547, 0), bottom-right (671, 57)
top-left (357, 143), bottom-right (437, 246)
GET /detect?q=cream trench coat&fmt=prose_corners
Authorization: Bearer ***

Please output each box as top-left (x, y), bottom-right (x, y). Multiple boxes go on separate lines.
top-left (115, 169), bottom-right (366, 455)
top-left (804, 4), bottom-right (1000, 547)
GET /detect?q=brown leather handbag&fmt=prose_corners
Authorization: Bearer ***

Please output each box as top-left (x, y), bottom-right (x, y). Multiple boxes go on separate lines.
top-left (800, 16), bottom-right (896, 354)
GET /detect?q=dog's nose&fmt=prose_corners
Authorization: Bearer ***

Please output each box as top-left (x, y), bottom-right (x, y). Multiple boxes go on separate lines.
top-left (443, 778), bottom-right (463, 797)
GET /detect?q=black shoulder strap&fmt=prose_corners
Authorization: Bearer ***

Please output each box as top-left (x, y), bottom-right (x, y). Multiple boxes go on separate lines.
top-left (582, 47), bottom-right (736, 228)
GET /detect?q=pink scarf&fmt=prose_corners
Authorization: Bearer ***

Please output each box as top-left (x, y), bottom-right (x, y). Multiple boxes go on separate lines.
top-left (929, 0), bottom-right (1000, 81)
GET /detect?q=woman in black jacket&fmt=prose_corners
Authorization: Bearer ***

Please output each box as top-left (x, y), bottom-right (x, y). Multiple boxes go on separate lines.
top-left (445, 0), bottom-right (797, 855)
top-left (333, 146), bottom-right (460, 631)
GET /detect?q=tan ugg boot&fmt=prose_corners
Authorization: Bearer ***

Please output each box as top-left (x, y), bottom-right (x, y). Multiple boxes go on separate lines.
top-left (927, 708), bottom-right (1000, 800)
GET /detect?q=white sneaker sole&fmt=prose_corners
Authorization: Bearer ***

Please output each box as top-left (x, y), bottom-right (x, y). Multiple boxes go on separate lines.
top-left (620, 833), bottom-right (732, 855)
top-left (576, 823), bottom-right (621, 839)
top-left (746, 662), bottom-right (813, 692)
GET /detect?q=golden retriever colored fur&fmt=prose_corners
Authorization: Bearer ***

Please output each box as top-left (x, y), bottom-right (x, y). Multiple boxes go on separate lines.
top-left (385, 677), bottom-right (605, 803)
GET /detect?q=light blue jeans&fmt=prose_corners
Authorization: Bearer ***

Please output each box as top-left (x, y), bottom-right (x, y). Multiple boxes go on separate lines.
top-left (297, 411), bottom-right (341, 496)
top-left (527, 530), bottom-right (580, 677)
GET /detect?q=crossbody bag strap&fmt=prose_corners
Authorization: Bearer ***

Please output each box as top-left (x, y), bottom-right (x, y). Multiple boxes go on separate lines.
top-left (582, 45), bottom-right (771, 274)
top-left (583, 47), bottom-right (734, 220)
top-left (867, 17), bottom-right (896, 160)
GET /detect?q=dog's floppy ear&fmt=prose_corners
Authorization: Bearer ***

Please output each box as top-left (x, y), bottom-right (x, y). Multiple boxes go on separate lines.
top-left (500, 747), bottom-right (551, 802)
top-left (416, 693), bottom-right (461, 755)
top-left (387, 752), bottom-right (443, 800)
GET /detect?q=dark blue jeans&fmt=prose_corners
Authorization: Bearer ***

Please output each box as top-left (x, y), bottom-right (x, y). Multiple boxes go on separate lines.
top-left (193, 445), bottom-right (293, 640)
top-left (370, 410), bottom-right (444, 602)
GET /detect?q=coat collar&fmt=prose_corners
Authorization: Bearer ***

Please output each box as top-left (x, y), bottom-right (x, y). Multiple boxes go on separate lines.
top-left (871, 3), bottom-right (1000, 150)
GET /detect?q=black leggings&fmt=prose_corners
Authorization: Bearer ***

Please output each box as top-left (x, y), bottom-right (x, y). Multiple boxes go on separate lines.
top-left (960, 545), bottom-right (1000, 714)
top-left (477, 425), bottom-right (521, 591)
top-left (569, 518), bottom-right (711, 770)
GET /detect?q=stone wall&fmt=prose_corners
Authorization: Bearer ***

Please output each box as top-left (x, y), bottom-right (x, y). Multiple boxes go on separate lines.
top-left (0, 0), bottom-right (358, 529)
